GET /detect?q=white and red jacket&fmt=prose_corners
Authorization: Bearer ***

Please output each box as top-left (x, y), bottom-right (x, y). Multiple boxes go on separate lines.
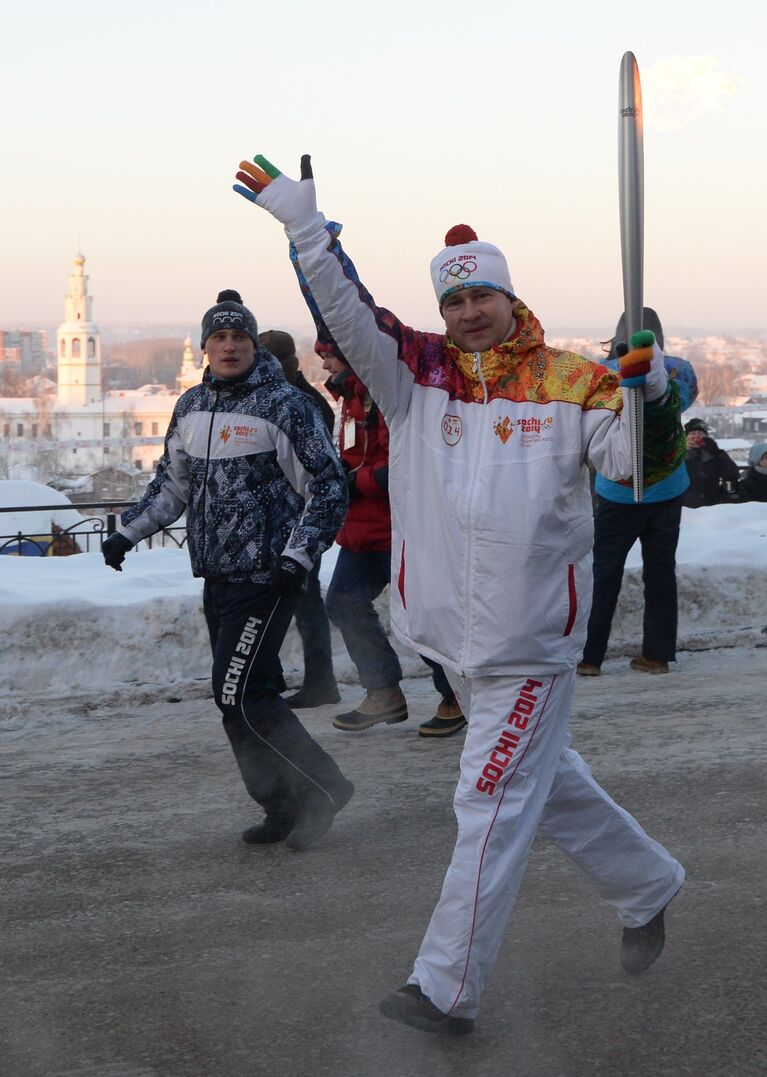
top-left (288, 220), bottom-right (683, 677)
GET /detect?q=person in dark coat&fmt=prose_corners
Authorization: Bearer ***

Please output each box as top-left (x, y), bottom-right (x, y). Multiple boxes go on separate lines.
top-left (681, 418), bottom-right (741, 508)
top-left (738, 441), bottom-right (767, 503)
top-left (258, 329), bottom-right (341, 707)
top-left (102, 293), bottom-right (353, 851)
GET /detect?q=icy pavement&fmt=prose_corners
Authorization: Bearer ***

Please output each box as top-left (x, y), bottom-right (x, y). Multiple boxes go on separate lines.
top-left (2, 647), bottom-right (766, 1077)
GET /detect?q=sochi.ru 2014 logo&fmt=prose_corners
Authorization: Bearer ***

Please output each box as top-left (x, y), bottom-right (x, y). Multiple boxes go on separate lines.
top-left (441, 414), bottom-right (462, 446)
top-left (219, 424), bottom-right (232, 443)
top-left (493, 416), bottom-right (515, 444)
top-left (517, 416), bottom-right (555, 435)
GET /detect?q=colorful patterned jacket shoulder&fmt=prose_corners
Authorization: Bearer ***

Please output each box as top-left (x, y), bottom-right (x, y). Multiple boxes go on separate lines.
top-left (395, 302), bottom-right (622, 412)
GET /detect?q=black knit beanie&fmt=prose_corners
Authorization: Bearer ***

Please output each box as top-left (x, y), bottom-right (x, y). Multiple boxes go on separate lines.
top-left (200, 289), bottom-right (259, 349)
top-left (611, 306), bottom-right (665, 353)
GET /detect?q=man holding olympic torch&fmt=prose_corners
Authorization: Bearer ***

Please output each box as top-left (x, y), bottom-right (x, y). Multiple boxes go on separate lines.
top-left (232, 153), bottom-right (685, 1033)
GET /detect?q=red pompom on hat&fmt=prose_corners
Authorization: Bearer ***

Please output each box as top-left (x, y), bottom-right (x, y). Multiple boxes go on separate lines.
top-left (430, 226), bottom-right (515, 308)
top-left (444, 224), bottom-right (479, 246)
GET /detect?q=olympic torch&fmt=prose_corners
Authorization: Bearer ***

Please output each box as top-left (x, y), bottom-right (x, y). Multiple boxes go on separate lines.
top-left (619, 51), bottom-right (645, 502)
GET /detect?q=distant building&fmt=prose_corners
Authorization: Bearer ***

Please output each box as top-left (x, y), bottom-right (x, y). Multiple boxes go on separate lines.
top-left (0, 329), bottom-right (49, 377)
top-left (176, 336), bottom-right (202, 394)
top-left (741, 410), bottom-right (767, 435)
top-left (57, 254), bottom-right (102, 407)
top-left (740, 373), bottom-right (767, 403)
top-left (51, 464), bottom-right (148, 503)
top-left (0, 254), bottom-right (203, 480)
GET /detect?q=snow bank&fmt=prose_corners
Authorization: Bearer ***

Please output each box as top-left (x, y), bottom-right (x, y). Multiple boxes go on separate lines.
top-left (0, 479), bottom-right (89, 537)
top-left (2, 504), bottom-right (765, 695)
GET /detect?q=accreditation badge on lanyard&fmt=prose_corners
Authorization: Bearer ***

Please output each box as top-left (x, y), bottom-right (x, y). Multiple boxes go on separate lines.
top-left (343, 416), bottom-right (356, 449)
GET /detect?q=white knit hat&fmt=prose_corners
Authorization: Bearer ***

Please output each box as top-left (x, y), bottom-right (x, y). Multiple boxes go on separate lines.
top-left (430, 224), bottom-right (515, 308)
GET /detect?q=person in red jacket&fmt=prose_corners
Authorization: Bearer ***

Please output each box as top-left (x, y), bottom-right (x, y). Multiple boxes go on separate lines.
top-left (319, 339), bottom-right (465, 736)
top-left (318, 338), bottom-right (407, 730)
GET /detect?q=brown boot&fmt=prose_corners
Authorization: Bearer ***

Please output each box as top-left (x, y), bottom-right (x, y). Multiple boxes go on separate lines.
top-left (418, 698), bottom-right (467, 737)
top-left (629, 656), bottom-right (670, 674)
top-left (576, 663), bottom-right (601, 677)
top-left (332, 685), bottom-right (408, 731)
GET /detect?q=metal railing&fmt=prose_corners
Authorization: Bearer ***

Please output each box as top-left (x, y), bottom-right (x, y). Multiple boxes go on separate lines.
top-left (0, 500), bottom-right (186, 557)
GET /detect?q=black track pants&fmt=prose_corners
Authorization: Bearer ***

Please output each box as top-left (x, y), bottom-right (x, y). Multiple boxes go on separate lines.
top-left (203, 579), bottom-right (349, 826)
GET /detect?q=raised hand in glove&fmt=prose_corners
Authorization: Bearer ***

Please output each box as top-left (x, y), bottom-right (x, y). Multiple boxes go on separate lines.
top-left (271, 555), bottom-right (308, 597)
top-left (233, 154), bottom-right (324, 235)
top-left (101, 532), bottom-right (133, 572)
top-left (618, 329), bottom-right (668, 402)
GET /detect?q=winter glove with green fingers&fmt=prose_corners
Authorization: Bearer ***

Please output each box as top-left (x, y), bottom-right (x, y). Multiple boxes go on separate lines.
top-left (618, 330), bottom-right (668, 402)
top-left (233, 154), bottom-right (325, 236)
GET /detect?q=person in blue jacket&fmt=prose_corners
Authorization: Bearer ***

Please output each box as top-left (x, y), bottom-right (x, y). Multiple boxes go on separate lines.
top-left (578, 308), bottom-right (697, 676)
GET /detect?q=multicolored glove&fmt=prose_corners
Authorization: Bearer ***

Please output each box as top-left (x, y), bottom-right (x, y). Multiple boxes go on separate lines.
top-left (233, 154), bottom-right (324, 235)
top-left (618, 329), bottom-right (668, 402)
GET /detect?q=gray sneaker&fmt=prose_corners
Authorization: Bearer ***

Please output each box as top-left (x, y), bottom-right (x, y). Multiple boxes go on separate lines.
top-left (621, 904), bottom-right (669, 974)
top-left (284, 683), bottom-right (341, 708)
top-left (285, 780), bottom-right (355, 851)
top-left (241, 817), bottom-right (293, 845)
top-left (379, 984), bottom-right (474, 1035)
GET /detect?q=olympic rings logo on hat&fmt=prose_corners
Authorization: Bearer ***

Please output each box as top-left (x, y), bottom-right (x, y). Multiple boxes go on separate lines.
top-left (439, 260), bottom-right (477, 283)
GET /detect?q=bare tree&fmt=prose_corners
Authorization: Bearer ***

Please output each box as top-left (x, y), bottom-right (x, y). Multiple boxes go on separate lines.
top-left (695, 362), bottom-right (747, 406)
top-left (29, 394), bottom-right (60, 481)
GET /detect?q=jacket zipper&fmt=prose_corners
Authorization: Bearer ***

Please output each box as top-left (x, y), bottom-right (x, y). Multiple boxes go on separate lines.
top-left (473, 352), bottom-right (489, 404)
top-left (199, 389), bottom-right (220, 569)
top-left (351, 424), bottom-right (369, 478)
top-left (563, 563), bottom-right (577, 636)
top-left (460, 353), bottom-right (489, 673)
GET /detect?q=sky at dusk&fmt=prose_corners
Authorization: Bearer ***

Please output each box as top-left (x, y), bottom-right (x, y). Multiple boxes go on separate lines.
top-left (1, 0), bottom-right (764, 335)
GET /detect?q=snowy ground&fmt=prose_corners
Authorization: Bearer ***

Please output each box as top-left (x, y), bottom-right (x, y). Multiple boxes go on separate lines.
top-left (0, 502), bottom-right (765, 700)
top-left (1, 500), bottom-right (766, 1075)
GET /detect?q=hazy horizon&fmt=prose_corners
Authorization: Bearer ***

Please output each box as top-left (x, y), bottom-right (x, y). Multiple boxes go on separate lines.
top-left (12, 320), bottom-right (767, 345)
top-left (2, 2), bottom-right (764, 331)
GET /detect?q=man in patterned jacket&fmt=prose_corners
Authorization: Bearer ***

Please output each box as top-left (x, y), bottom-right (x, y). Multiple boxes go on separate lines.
top-left (232, 157), bottom-right (686, 1030)
top-left (101, 290), bottom-right (353, 852)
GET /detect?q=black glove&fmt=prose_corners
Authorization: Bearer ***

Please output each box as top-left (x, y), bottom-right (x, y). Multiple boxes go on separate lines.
top-left (271, 555), bottom-right (308, 597)
top-left (372, 466), bottom-right (389, 493)
top-left (102, 533), bottom-right (133, 572)
top-left (341, 460), bottom-right (361, 500)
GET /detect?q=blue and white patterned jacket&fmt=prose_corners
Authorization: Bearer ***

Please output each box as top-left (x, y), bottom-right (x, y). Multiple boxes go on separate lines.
top-left (118, 350), bottom-right (347, 583)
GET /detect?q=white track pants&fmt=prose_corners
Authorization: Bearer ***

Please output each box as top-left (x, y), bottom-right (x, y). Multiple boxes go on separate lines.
top-left (409, 669), bottom-right (684, 1019)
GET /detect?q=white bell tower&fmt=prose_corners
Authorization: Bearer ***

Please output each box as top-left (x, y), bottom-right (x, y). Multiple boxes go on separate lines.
top-left (56, 253), bottom-right (102, 407)
top-left (176, 334), bottom-right (201, 393)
